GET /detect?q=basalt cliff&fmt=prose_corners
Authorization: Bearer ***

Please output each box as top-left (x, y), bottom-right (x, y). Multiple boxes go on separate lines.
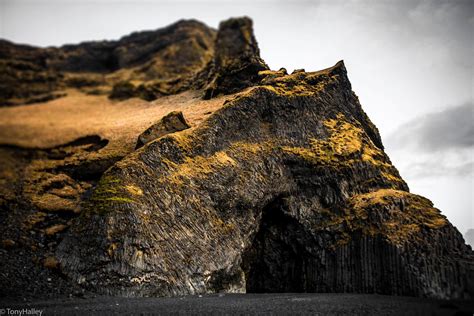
top-left (0, 17), bottom-right (473, 300)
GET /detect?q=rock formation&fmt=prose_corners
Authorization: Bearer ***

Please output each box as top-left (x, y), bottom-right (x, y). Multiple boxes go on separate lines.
top-left (0, 20), bottom-right (215, 106)
top-left (135, 111), bottom-right (191, 149)
top-left (202, 17), bottom-right (269, 99)
top-left (0, 17), bottom-right (473, 300)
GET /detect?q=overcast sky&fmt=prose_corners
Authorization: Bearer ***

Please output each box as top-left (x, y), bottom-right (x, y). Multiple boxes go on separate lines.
top-left (1, 0), bottom-right (473, 235)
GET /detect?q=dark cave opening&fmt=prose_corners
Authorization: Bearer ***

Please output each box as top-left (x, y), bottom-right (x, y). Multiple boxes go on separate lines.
top-left (242, 196), bottom-right (312, 293)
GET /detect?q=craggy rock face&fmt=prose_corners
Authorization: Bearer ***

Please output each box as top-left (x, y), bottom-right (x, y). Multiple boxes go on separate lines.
top-left (1, 17), bottom-right (473, 300)
top-left (58, 62), bottom-right (473, 298)
top-left (0, 20), bottom-right (215, 106)
top-left (202, 17), bottom-right (269, 99)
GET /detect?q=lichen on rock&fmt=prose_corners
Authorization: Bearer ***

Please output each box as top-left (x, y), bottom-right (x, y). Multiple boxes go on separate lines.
top-left (57, 58), bottom-right (473, 299)
top-left (135, 111), bottom-right (191, 149)
top-left (0, 20), bottom-right (216, 106)
top-left (0, 16), bottom-right (472, 301)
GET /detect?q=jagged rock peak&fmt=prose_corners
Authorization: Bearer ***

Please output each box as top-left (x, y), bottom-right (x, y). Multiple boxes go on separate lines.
top-left (214, 17), bottom-right (266, 69)
top-left (203, 17), bottom-right (269, 99)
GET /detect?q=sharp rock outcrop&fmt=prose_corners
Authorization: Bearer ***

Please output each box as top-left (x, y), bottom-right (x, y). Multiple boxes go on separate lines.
top-left (202, 17), bottom-right (269, 99)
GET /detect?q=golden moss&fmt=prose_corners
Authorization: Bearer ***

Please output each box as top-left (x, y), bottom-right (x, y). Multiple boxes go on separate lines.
top-left (261, 84), bottom-right (318, 97)
top-left (125, 185), bottom-right (143, 196)
top-left (345, 189), bottom-right (447, 245)
top-left (103, 197), bottom-right (136, 203)
top-left (23, 212), bottom-right (47, 230)
top-left (167, 130), bottom-right (195, 152)
top-left (257, 65), bottom-right (340, 97)
top-left (93, 175), bottom-right (121, 196)
top-left (211, 216), bottom-right (236, 235)
top-left (258, 70), bottom-right (278, 77)
top-left (306, 189), bottom-right (440, 247)
top-left (381, 171), bottom-right (403, 183)
top-left (323, 117), bottom-right (362, 155)
top-left (281, 145), bottom-right (330, 163)
top-left (281, 114), bottom-right (394, 179)
top-left (361, 143), bottom-right (390, 167)
top-left (44, 224), bottom-right (68, 236)
top-left (167, 151), bottom-right (237, 185)
top-left (107, 243), bottom-right (118, 257)
top-left (351, 189), bottom-right (407, 208)
top-left (229, 141), bottom-right (271, 156)
top-left (323, 114), bottom-right (391, 167)
top-left (88, 175), bottom-right (140, 214)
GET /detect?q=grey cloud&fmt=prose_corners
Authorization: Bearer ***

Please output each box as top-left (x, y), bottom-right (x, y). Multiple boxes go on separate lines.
top-left (403, 161), bottom-right (473, 178)
top-left (387, 102), bottom-right (474, 152)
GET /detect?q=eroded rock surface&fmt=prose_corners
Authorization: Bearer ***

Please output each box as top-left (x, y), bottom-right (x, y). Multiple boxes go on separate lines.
top-left (202, 17), bottom-right (269, 99)
top-left (0, 20), bottom-right (215, 106)
top-left (135, 111), bottom-right (191, 149)
top-left (0, 17), bottom-right (473, 300)
top-left (0, 134), bottom-right (119, 297)
top-left (58, 62), bottom-right (473, 299)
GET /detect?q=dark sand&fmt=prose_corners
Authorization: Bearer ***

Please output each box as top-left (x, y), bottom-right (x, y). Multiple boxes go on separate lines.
top-left (1, 293), bottom-right (473, 315)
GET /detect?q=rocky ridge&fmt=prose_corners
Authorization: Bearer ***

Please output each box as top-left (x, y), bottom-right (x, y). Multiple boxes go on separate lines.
top-left (0, 20), bottom-right (215, 105)
top-left (0, 17), bottom-right (473, 300)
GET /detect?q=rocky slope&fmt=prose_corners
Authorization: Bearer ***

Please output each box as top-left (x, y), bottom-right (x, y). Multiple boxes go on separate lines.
top-left (0, 20), bottom-right (215, 106)
top-left (0, 17), bottom-right (473, 300)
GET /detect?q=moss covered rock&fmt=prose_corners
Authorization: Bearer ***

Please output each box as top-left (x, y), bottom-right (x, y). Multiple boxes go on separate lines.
top-left (58, 61), bottom-right (473, 299)
top-left (136, 111), bottom-right (191, 149)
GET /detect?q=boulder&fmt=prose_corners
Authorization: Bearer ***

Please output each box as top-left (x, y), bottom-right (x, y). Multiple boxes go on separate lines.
top-left (135, 111), bottom-right (191, 149)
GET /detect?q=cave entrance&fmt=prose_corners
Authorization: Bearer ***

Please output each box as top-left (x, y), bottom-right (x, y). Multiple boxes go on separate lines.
top-left (242, 196), bottom-right (311, 293)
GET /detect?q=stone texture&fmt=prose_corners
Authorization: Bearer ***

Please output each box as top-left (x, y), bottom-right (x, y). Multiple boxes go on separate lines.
top-left (202, 17), bottom-right (269, 99)
top-left (57, 61), bottom-right (474, 299)
top-left (135, 111), bottom-right (191, 149)
top-left (0, 20), bottom-right (216, 106)
top-left (0, 17), bottom-right (472, 301)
